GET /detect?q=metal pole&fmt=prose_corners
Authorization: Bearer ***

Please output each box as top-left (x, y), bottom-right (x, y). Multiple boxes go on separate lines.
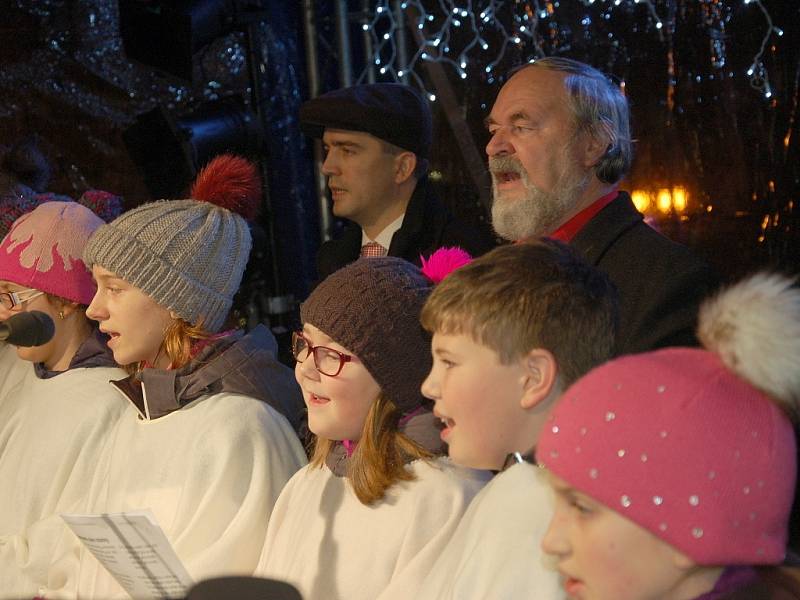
top-left (393, 0), bottom-right (408, 83)
top-left (335, 0), bottom-right (353, 87)
top-left (362, 0), bottom-right (376, 83)
top-left (302, 0), bottom-right (333, 243)
top-left (243, 16), bottom-right (283, 300)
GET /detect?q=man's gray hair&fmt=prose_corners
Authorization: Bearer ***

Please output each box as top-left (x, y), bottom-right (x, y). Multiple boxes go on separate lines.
top-left (520, 57), bottom-right (633, 184)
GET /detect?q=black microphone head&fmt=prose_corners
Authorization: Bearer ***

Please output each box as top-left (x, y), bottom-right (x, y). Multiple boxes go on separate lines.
top-left (4, 310), bottom-right (56, 347)
top-left (186, 576), bottom-right (303, 600)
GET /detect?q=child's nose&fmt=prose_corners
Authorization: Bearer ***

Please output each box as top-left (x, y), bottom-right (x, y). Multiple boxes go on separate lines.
top-left (420, 368), bottom-right (440, 400)
top-left (85, 292), bottom-right (105, 321)
top-left (540, 511), bottom-right (570, 558)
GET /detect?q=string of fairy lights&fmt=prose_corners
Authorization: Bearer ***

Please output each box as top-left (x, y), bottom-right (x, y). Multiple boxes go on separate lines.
top-left (356, 0), bottom-right (783, 103)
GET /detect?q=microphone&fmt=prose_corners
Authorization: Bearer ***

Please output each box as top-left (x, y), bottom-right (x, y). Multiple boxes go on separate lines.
top-left (185, 577), bottom-right (303, 600)
top-left (0, 311), bottom-right (56, 347)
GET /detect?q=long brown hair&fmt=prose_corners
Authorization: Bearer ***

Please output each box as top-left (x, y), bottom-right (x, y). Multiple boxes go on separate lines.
top-left (310, 394), bottom-right (434, 505)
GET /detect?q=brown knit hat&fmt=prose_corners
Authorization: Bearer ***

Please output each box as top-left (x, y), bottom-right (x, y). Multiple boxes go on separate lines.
top-left (301, 257), bottom-right (433, 414)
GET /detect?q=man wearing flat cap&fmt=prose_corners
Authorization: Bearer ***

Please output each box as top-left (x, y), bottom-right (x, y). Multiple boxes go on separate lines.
top-left (300, 83), bottom-right (494, 279)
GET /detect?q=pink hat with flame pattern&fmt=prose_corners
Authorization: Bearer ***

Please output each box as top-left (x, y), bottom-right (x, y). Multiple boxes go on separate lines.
top-left (0, 201), bottom-right (104, 305)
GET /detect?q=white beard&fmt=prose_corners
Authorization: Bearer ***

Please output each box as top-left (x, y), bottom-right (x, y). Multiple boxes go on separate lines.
top-left (490, 155), bottom-right (589, 242)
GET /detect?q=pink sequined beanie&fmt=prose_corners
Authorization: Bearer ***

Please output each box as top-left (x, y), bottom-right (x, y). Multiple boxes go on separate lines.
top-left (0, 201), bottom-right (104, 305)
top-left (537, 273), bottom-right (800, 565)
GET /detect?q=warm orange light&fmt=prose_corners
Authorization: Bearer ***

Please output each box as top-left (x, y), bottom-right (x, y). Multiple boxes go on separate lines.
top-left (657, 188), bottom-right (672, 214)
top-left (631, 190), bottom-right (651, 213)
top-left (672, 186), bottom-right (688, 212)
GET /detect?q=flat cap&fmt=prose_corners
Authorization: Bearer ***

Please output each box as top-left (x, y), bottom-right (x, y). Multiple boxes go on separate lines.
top-left (299, 83), bottom-right (432, 159)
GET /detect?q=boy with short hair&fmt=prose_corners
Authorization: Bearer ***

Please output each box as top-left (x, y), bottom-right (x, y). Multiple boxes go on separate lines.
top-left (378, 239), bottom-right (618, 599)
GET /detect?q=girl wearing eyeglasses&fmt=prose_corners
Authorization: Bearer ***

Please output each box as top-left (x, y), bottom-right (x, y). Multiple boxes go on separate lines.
top-left (50, 155), bottom-right (307, 599)
top-left (255, 253), bottom-right (490, 600)
top-left (0, 200), bottom-right (128, 596)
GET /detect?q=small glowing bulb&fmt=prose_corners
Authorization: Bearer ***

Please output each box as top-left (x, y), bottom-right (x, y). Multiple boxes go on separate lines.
top-left (747, 66), bottom-right (755, 76)
top-left (428, 93), bottom-right (436, 101)
top-left (485, 65), bottom-right (492, 73)
top-left (397, 70), bottom-right (404, 77)
top-left (672, 187), bottom-right (688, 212)
top-left (362, 24), bottom-right (369, 31)
top-left (513, 36), bottom-right (521, 43)
top-left (657, 189), bottom-right (672, 214)
top-left (376, 6), bottom-right (384, 13)
top-left (482, 41), bottom-right (489, 50)
top-left (460, 72), bottom-right (467, 79)
top-left (433, 38), bottom-right (441, 46)
top-left (656, 21), bottom-right (663, 29)
top-left (383, 33), bottom-right (390, 40)
top-left (631, 191), bottom-right (651, 213)
top-left (380, 67), bottom-right (387, 74)
top-left (421, 52), bottom-right (428, 59)
top-left (460, 61), bottom-right (467, 68)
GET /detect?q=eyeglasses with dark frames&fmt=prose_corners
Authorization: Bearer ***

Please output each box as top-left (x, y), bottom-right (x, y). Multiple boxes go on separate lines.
top-left (292, 331), bottom-right (353, 377)
top-left (0, 289), bottom-right (45, 311)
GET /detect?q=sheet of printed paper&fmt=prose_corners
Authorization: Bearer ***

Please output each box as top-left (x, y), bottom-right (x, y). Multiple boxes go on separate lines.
top-left (62, 510), bottom-right (192, 599)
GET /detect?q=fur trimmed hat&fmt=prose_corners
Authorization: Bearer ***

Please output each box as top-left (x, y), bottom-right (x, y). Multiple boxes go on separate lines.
top-left (537, 273), bottom-right (800, 565)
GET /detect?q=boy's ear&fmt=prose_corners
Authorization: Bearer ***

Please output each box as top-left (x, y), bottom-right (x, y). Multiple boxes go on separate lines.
top-left (519, 348), bottom-right (559, 410)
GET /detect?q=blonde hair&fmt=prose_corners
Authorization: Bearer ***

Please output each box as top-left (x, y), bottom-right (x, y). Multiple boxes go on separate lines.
top-left (421, 240), bottom-right (618, 387)
top-left (310, 394), bottom-right (434, 505)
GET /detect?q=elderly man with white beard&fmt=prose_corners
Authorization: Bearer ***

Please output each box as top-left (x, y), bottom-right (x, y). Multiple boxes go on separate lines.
top-left (486, 57), bottom-right (717, 355)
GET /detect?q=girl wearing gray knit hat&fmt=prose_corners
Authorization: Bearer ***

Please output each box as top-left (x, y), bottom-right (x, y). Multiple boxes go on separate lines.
top-left (254, 251), bottom-right (491, 600)
top-left (65, 155), bottom-right (308, 597)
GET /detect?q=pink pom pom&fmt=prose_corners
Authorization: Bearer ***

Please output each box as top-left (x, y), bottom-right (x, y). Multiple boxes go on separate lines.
top-left (419, 247), bottom-right (473, 284)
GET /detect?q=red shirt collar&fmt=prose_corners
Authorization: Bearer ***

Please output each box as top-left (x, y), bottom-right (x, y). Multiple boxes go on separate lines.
top-left (550, 190), bottom-right (619, 243)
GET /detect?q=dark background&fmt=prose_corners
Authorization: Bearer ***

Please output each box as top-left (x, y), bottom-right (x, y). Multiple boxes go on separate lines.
top-left (1, 0), bottom-right (797, 314)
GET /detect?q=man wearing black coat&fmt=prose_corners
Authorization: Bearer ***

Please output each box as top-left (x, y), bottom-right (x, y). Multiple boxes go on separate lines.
top-left (300, 83), bottom-right (495, 281)
top-left (486, 57), bottom-right (717, 356)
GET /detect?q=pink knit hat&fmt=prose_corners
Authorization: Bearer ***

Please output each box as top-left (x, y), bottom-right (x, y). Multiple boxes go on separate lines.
top-left (0, 201), bottom-right (104, 305)
top-left (537, 273), bottom-right (800, 565)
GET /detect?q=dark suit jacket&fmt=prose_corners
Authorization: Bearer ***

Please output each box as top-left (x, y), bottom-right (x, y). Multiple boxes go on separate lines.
top-left (570, 192), bottom-right (718, 356)
top-left (317, 178), bottom-right (495, 280)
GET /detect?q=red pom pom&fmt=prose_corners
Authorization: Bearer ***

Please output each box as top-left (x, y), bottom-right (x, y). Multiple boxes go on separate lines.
top-left (190, 154), bottom-right (261, 221)
top-left (419, 247), bottom-right (473, 284)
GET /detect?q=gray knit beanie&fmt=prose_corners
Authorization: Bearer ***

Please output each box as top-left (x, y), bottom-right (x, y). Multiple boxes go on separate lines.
top-left (301, 257), bottom-right (433, 414)
top-left (83, 199), bottom-right (251, 332)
